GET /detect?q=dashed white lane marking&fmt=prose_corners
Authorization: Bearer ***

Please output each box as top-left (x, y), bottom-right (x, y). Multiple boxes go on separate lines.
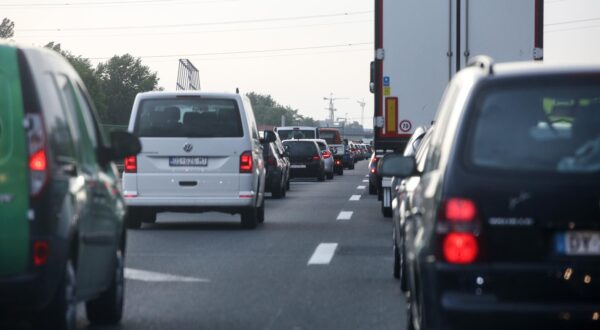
top-left (364, 175), bottom-right (369, 177)
top-left (357, 185), bottom-right (366, 189)
top-left (125, 268), bottom-right (210, 283)
top-left (349, 195), bottom-right (361, 201)
top-left (336, 211), bottom-right (353, 220)
top-left (308, 243), bottom-right (338, 265)
top-left (362, 179), bottom-right (368, 183)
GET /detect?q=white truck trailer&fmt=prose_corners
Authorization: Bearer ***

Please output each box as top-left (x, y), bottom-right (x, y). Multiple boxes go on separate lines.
top-left (371, 0), bottom-right (544, 216)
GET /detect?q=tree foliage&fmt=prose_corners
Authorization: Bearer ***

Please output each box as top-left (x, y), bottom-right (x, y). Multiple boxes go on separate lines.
top-left (97, 54), bottom-right (159, 124)
top-left (246, 92), bottom-right (317, 127)
top-left (0, 18), bottom-right (15, 39)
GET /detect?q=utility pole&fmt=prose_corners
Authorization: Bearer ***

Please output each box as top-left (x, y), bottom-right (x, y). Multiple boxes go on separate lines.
top-left (323, 93), bottom-right (349, 124)
top-left (357, 99), bottom-right (366, 128)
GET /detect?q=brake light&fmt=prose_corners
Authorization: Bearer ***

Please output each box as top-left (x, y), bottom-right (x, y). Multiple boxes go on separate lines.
top-left (240, 151), bottom-right (253, 173)
top-left (323, 150), bottom-right (332, 159)
top-left (443, 233), bottom-right (478, 264)
top-left (26, 114), bottom-right (48, 196)
top-left (33, 240), bottom-right (49, 266)
top-left (124, 156), bottom-right (137, 173)
top-left (312, 153), bottom-right (321, 161)
top-left (444, 198), bottom-right (477, 222)
top-left (370, 157), bottom-right (378, 174)
top-left (335, 159), bottom-right (341, 165)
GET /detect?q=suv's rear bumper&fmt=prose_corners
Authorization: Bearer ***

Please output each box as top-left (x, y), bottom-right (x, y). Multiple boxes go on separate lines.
top-left (125, 196), bottom-right (255, 208)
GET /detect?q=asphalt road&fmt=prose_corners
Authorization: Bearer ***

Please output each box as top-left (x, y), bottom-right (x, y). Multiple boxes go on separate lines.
top-left (81, 160), bottom-right (407, 330)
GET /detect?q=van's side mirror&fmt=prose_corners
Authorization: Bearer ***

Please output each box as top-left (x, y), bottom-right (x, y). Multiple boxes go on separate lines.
top-left (379, 153), bottom-right (418, 178)
top-left (109, 131), bottom-right (141, 160)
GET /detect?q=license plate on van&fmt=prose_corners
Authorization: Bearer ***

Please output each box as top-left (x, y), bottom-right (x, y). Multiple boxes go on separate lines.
top-left (169, 156), bottom-right (208, 167)
top-left (556, 231), bottom-right (600, 255)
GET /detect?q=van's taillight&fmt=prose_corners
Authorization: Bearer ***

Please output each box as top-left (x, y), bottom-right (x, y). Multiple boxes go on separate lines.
top-left (240, 151), bottom-right (253, 173)
top-left (443, 233), bottom-right (478, 264)
top-left (312, 153), bottom-right (321, 161)
top-left (124, 156), bottom-right (137, 173)
top-left (33, 240), bottom-right (49, 266)
top-left (323, 150), bottom-right (332, 159)
top-left (438, 197), bottom-right (480, 264)
top-left (26, 114), bottom-right (48, 196)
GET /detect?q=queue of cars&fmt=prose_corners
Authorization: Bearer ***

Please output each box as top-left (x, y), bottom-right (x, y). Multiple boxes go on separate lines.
top-left (379, 56), bottom-right (600, 329)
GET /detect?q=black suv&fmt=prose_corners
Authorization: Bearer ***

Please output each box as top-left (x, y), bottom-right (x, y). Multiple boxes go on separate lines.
top-left (382, 57), bottom-right (600, 329)
top-left (282, 140), bottom-right (325, 181)
top-left (0, 44), bottom-right (140, 329)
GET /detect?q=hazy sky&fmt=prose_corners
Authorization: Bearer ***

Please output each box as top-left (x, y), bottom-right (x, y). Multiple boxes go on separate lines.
top-left (4, 0), bottom-right (599, 129)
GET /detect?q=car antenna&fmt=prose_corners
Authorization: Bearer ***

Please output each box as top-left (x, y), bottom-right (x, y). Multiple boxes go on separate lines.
top-left (236, 87), bottom-right (239, 94)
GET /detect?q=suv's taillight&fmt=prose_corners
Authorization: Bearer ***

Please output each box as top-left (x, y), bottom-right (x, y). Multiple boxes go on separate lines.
top-left (26, 114), bottom-right (48, 196)
top-left (240, 151), bottom-right (253, 173)
top-left (124, 155), bottom-right (137, 173)
top-left (437, 198), bottom-right (480, 264)
top-left (312, 153), bottom-right (321, 161)
top-left (370, 157), bottom-right (378, 174)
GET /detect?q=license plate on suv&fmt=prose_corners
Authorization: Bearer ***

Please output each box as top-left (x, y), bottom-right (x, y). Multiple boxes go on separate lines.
top-left (556, 231), bottom-right (600, 255)
top-left (290, 164), bottom-right (307, 169)
top-left (169, 156), bottom-right (208, 167)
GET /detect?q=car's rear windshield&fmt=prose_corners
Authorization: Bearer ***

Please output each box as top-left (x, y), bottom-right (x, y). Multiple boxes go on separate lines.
top-left (134, 97), bottom-right (243, 138)
top-left (283, 141), bottom-right (316, 156)
top-left (468, 77), bottom-right (600, 174)
top-left (277, 129), bottom-right (316, 140)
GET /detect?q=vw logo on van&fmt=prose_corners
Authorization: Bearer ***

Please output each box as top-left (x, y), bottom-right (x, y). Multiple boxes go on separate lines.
top-left (183, 143), bottom-right (193, 152)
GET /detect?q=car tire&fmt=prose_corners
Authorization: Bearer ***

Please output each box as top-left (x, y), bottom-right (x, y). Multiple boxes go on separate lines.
top-left (38, 259), bottom-right (77, 330)
top-left (382, 205), bottom-right (393, 218)
top-left (369, 183), bottom-right (377, 195)
top-left (281, 183), bottom-right (287, 198)
top-left (286, 178), bottom-right (290, 190)
top-left (393, 241), bottom-right (400, 279)
top-left (241, 207), bottom-right (258, 229)
top-left (349, 163), bottom-right (355, 170)
top-left (86, 248), bottom-right (125, 325)
top-left (272, 182), bottom-right (283, 198)
top-left (338, 168), bottom-right (344, 175)
top-left (257, 201), bottom-right (265, 224)
top-left (317, 170), bottom-right (325, 182)
top-left (125, 208), bottom-right (154, 229)
top-left (327, 171), bottom-right (334, 180)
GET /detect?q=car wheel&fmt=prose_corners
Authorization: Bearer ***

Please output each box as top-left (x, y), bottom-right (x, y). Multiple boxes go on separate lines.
top-left (272, 182), bottom-right (283, 198)
top-left (241, 207), bottom-right (258, 229)
top-left (393, 231), bottom-right (400, 279)
top-left (369, 183), bottom-right (377, 195)
top-left (125, 208), bottom-right (154, 229)
top-left (38, 259), bottom-right (77, 330)
top-left (349, 163), bottom-right (355, 170)
top-left (382, 205), bottom-right (393, 218)
top-left (286, 177), bottom-right (290, 190)
top-left (400, 243), bottom-right (408, 293)
top-left (317, 170), bottom-right (325, 182)
top-left (338, 168), bottom-right (344, 175)
top-left (281, 183), bottom-right (287, 198)
top-left (257, 201), bottom-right (265, 224)
top-left (327, 171), bottom-right (334, 180)
top-left (86, 248), bottom-right (125, 325)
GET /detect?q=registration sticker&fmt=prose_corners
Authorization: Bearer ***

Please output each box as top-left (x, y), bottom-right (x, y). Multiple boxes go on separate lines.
top-left (556, 231), bottom-right (600, 255)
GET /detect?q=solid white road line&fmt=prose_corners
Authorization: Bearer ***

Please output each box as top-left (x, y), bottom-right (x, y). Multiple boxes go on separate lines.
top-left (336, 211), bottom-right (353, 221)
top-left (349, 195), bottom-right (361, 201)
top-left (308, 243), bottom-right (338, 265)
top-left (125, 268), bottom-right (210, 283)
top-left (362, 179), bottom-right (368, 183)
top-left (365, 175), bottom-right (369, 177)
top-left (357, 185), bottom-right (366, 189)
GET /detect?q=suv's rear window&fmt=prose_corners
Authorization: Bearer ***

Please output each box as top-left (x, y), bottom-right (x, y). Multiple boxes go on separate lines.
top-left (134, 98), bottom-right (243, 138)
top-left (468, 78), bottom-right (600, 173)
top-left (277, 129), bottom-right (316, 140)
top-left (283, 141), bottom-right (316, 156)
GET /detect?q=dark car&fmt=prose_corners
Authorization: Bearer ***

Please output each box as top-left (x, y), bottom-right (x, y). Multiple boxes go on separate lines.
top-left (382, 57), bottom-right (600, 329)
top-left (368, 152), bottom-right (382, 195)
top-left (262, 136), bottom-right (289, 198)
top-left (0, 44), bottom-right (140, 329)
top-left (265, 130), bottom-right (290, 190)
top-left (282, 140), bottom-right (325, 181)
top-left (330, 145), bottom-right (345, 175)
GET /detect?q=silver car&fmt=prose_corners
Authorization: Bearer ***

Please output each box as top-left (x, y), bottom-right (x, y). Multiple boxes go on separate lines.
top-left (122, 91), bottom-right (266, 229)
top-left (313, 139), bottom-right (335, 180)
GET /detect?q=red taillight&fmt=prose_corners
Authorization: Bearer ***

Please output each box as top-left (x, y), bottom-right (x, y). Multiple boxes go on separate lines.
top-left (240, 151), bottom-right (253, 173)
top-left (335, 159), bottom-right (341, 165)
top-left (26, 114), bottom-right (48, 196)
top-left (124, 155), bottom-right (137, 173)
top-left (267, 156), bottom-right (277, 166)
top-left (444, 198), bottom-right (477, 222)
top-left (312, 153), bottom-right (321, 161)
top-left (443, 233), bottom-right (478, 264)
top-left (370, 157), bottom-right (378, 174)
top-left (29, 149), bottom-right (47, 171)
top-left (323, 150), bottom-right (332, 159)
top-left (33, 240), bottom-right (49, 266)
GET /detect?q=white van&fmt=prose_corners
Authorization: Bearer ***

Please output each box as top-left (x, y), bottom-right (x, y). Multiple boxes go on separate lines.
top-left (122, 91), bottom-right (266, 229)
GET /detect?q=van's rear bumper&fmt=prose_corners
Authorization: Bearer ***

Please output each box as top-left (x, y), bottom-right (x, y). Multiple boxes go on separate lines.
top-left (124, 196), bottom-right (255, 208)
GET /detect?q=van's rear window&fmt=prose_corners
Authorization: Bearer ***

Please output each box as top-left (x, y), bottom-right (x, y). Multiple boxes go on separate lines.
top-left (134, 98), bottom-right (243, 138)
top-left (277, 129), bottom-right (315, 140)
top-left (468, 78), bottom-right (600, 173)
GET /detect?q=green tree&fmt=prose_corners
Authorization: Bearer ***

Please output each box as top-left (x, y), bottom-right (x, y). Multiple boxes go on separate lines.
top-left (96, 54), bottom-right (159, 124)
top-left (0, 18), bottom-right (15, 39)
top-left (44, 42), bottom-right (106, 117)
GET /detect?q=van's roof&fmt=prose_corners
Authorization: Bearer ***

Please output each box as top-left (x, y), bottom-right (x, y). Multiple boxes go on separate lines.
top-left (276, 126), bottom-right (318, 130)
top-left (136, 91), bottom-right (243, 100)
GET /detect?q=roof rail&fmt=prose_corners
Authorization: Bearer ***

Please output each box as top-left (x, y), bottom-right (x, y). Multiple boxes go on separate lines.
top-left (467, 55), bottom-right (494, 75)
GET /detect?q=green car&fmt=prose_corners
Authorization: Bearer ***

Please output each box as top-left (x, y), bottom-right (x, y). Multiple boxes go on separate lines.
top-left (0, 43), bottom-right (140, 329)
